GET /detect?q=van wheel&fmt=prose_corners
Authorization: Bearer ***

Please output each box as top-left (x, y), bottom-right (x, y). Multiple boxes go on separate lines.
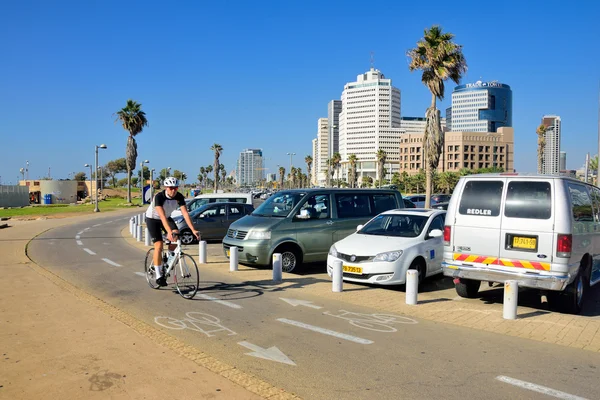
top-left (408, 259), bottom-right (426, 285)
top-left (275, 246), bottom-right (301, 273)
top-left (455, 279), bottom-right (480, 298)
top-left (560, 266), bottom-right (589, 315)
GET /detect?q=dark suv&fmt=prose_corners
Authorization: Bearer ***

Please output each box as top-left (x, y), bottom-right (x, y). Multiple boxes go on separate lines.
top-left (431, 194), bottom-right (451, 204)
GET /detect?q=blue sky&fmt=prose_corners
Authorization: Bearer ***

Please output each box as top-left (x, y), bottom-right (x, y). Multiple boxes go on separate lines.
top-left (1, 0), bottom-right (598, 184)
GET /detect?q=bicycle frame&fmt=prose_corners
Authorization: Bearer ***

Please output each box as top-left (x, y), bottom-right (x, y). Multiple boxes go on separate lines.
top-left (163, 238), bottom-right (183, 277)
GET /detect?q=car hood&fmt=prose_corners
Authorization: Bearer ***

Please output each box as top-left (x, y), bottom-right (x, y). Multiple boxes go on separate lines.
top-left (334, 233), bottom-right (422, 256)
top-left (229, 215), bottom-right (283, 231)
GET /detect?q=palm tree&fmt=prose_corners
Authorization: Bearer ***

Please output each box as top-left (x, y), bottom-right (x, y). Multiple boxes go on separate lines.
top-left (220, 164), bottom-right (226, 187)
top-left (331, 152), bottom-right (342, 186)
top-left (296, 168), bottom-right (303, 187)
top-left (114, 99), bottom-right (148, 203)
top-left (407, 25), bottom-right (467, 208)
top-left (348, 154), bottom-right (358, 188)
top-left (206, 165), bottom-right (213, 186)
top-left (325, 159), bottom-right (331, 187)
top-left (536, 124), bottom-right (546, 174)
top-left (210, 144), bottom-right (223, 192)
top-left (278, 166), bottom-right (286, 189)
top-left (376, 149), bottom-right (387, 188)
top-left (305, 155), bottom-right (313, 186)
top-left (199, 167), bottom-right (205, 190)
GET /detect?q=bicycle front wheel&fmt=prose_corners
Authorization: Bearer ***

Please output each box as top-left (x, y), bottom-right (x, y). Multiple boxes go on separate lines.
top-left (174, 253), bottom-right (199, 299)
top-left (144, 248), bottom-right (160, 289)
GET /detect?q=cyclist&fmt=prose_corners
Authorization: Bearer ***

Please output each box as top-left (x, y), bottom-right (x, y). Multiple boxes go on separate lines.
top-left (145, 177), bottom-right (199, 286)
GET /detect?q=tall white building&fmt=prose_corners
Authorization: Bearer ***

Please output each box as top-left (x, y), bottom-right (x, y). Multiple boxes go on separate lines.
top-left (541, 115), bottom-right (561, 175)
top-left (236, 149), bottom-right (263, 186)
top-left (338, 68), bottom-right (402, 181)
top-left (400, 116), bottom-right (446, 135)
top-left (315, 118), bottom-right (329, 186)
top-left (311, 138), bottom-right (317, 185)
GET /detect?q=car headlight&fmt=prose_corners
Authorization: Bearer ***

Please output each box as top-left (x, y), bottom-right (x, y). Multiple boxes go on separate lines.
top-left (246, 230), bottom-right (271, 240)
top-left (373, 250), bottom-right (403, 262)
top-left (329, 245), bottom-right (338, 257)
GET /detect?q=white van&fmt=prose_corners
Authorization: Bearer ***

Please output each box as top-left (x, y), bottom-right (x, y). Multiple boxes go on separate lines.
top-left (171, 193), bottom-right (253, 218)
top-left (442, 173), bottom-right (600, 314)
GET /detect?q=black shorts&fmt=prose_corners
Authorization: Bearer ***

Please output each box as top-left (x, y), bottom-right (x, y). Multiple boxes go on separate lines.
top-left (146, 217), bottom-right (177, 243)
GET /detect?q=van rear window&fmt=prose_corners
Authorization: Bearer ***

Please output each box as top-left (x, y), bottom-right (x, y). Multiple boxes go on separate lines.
top-left (458, 181), bottom-right (503, 216)
top-left (505, 181), bottom-right (551, 219)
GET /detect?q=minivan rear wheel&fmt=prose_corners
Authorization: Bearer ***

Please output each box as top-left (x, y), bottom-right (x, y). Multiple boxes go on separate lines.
top-left (275, 246), bottom-right (301, 273)
top-left (455, 278), bottom-right (480, 298)
top-left (559, 266), bottom-right (588, 315)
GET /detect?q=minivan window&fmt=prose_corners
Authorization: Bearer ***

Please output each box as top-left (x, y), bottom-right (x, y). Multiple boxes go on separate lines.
top-left (252, 192), bottom-right (305, 217)
top-left (373, 194), bottom-right (397, 215)
top-left (298, 195), bottom-right (330, 219)
top-left (458, 180), bottom-right (503, 217)
top-left (567, 183), bottom-right (593, 222)
top-left (504, 181), bottom-right (551, 219)
top-left (335, 194), bottom-right (372, 218)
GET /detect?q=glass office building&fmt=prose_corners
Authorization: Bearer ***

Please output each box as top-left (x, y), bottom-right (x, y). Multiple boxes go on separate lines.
top-left (449, 81), bottom-right (512, 132)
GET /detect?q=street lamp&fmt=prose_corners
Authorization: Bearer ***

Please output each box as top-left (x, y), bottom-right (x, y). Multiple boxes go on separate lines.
top-left (150, 168), bottom-right (155, 200)
top-left (26, 160), bottom-right (29, 180)
top-left (286, 152), bottom-right (296, 189)
top-left (140, 160), bottom-right (149, 204)
top-left (84, 163), bottom-right (93, 200)
top-left (94, 144), bottom-right (107, 212)
top-left (19, 168), bottom-right (24, 182)
top-left (166, 167), bottom-right (171, 177)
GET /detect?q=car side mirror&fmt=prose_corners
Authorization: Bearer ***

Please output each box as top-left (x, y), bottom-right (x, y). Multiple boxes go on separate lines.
top-left (428, 229), bottom-right (443, 238)
top-left (356, 224), bottom-right (364, 232)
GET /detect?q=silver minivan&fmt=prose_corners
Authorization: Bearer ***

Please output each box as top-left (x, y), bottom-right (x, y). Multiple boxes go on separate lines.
top-left (442, 174), bottom-right (600, 314)
top-left (222, 189), bottom-right (404, 272)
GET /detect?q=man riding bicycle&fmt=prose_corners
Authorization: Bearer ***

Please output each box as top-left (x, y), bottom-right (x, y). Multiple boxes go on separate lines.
top-left (145, 177), bottom-right (199, 286)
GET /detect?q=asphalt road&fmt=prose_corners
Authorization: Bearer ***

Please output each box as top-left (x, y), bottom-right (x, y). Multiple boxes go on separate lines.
top-left (28, 213), bottom-right (600, 400)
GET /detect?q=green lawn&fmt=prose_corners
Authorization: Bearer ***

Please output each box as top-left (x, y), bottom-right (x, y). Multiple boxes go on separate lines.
top-left (0, 198), bottom-right (144, 218)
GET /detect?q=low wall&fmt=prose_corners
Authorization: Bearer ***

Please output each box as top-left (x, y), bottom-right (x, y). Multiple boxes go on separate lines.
top-left (0, 185), bottom-right (29, 208)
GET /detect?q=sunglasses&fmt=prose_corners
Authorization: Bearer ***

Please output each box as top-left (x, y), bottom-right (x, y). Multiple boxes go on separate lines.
top-left (167, 186), bottom-right (179, 189)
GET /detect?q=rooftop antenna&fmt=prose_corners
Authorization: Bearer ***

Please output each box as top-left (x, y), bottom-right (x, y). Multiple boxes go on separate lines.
top-left (370, 51), bottom-right (374, 70)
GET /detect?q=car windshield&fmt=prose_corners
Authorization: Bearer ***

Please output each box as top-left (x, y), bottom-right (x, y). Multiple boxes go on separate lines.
top-left (252, 192), bottom-right (306, 217)
top-left (359, 214), bottom-right (429, 238)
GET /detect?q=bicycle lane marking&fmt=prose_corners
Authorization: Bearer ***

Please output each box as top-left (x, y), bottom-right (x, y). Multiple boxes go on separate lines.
top-left (83, 248), bottom-right (96, 255)
top-left (154, 312), bottom-right (237, 337)
top-left (102, 258), bottom-right (122, 267)
top-left (196, 293), bottom-right (242, 309)
top-left (276, 318), bottom-right (373, 344)
top-left (323, 310), bottom-right (418, 332)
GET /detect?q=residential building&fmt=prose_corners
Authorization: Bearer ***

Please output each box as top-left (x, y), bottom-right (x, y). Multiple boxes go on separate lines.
top-left (541, 115), bottom-right (561, 175)
top-left (338, 68), bottom-right (402, 182)
top-left (236, 149), bottom-right (263, 187)
top-left (316, 118), bottom-right (329, 186)
top-left (398, 127), bottom-right (514, 174)
top-left (311, 138), bottom-right (317, 185)
top-left (400, 116), bottom-right (446, 135)
top-left (328, 100), bottom-right (342, 157)
top-left (449, 81), bottom-right (512, 132)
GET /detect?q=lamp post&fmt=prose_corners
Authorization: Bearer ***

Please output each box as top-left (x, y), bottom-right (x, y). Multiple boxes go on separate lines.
top-left (166, 167), bottom-right (171, 177)
top-left (26, 160), bottom-right (29, 180)
top-left (94, 144), bottom-right (107, 212)
top-left (84, 163), bottom-right (93, 200)
top-left (286, 152), bottom-right (295, 189)
top-left (140, 160), bottom-right (149, 204)
top-left (19, 168), bottom-right (24, 183)
top-left (150, 168), bottom-right (155, 201)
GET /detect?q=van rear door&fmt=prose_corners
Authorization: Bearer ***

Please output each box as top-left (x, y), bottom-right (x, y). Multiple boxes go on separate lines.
top-left (499, 179), bottom-right (555, 271)
top-left (452, 178), bottom-right (505, 264)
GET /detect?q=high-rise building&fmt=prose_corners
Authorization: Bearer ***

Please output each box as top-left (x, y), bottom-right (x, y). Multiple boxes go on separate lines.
top-left (328, 100), bottom-right (342, 157)
top-left (236, 149), bottom-right (263, 187)
top-left (400, 116), bottom-right (446, 135)
top-left (449, 81), bottom-right (512, 132)
top-left (311, 138), bottom-right (317, 185)
top-left (338, 68), bottom-right (402, 181)
top-left (560, 151), bottom-right (567, 171)
top-left (316, 118), bottom-right (329, 186)
top-left (541, 115), bottom-right (561, 175)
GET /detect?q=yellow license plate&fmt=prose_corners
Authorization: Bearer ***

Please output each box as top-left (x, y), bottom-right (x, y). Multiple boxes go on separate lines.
top-left (513, 236), bottom-right (536, 250)
top-left (226, 250), bottom-right (230, 257)
top-left (343, 265), bottom-right (362, 274)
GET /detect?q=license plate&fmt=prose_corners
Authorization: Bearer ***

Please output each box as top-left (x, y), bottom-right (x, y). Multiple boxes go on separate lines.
top-left (513, 236), bottom-right (536, 250)
top-left (343, 265), bottom-right (362, 274)
top-left (226, 250), bottom-right (230, 257)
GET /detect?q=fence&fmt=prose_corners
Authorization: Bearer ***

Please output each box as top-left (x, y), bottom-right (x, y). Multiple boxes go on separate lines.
top-left (0, 185), bottom-right (29, 208)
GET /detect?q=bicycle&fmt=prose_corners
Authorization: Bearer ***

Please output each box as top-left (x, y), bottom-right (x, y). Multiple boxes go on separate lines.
top-left (144, 233), bottom-right (200, 299)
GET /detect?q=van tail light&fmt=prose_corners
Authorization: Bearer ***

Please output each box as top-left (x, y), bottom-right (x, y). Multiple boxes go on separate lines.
top-left (443, 225), bottom-right (451, 246)
top-left (556, 234), bottom-right (572, 258)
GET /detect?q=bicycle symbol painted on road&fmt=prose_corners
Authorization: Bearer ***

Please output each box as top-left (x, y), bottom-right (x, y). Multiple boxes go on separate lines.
top-left (154, 312), bottom-right (237, 337)
top-left (323, 310), bottom-right (418, 332)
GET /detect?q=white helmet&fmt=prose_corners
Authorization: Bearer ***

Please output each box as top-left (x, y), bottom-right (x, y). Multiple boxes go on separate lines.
top-left (163, 177), bottom-right (179, 187)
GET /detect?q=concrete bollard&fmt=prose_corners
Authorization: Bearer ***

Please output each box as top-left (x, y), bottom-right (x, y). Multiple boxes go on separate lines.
top-left (332, 260), bottom-right (343, 292)
top-left (129, 218), bottom-right (134, 234)
top-left (229, 246), bottom-right (238, 271)
top-left (272, 253), bottom-right (282, 282)
top-left (136, 225), bottom-right (142, 242)
top-left (503, 280), bottom-right (518, 320)
top-left (132, 222), bottom-right (137, 237)
top-left (144, 228), bottom-right (151, 246)
top-left (405, 270), bottom-right (418, 305)
top-left (198, 241), bottom-right (207, 264)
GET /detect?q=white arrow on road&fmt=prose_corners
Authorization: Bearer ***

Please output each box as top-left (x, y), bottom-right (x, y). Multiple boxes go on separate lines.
top-left (238, 341), bottom-right (296, 366)
top-left (280, 298), bottom-right (323, 309)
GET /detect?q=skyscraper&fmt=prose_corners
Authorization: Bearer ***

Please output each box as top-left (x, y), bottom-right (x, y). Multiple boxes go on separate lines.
top-left (328, 100), bottom-right (342, 157)
top-left (236, 149), bottom-right (263, 186)
top-left (316, 118), bottom-right (329, 186)
top-left (560, 151), bottom-right (567, 171)
top-left (338, 68), bottom-right (401, 181)
top-left (541, 115), bottom-right (561, 174)
top-left (450, 81), bottom-right (512, 132)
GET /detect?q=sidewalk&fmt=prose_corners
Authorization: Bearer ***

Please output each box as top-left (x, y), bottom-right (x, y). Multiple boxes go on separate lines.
top-left (0, 211), bottom-right (293, 400)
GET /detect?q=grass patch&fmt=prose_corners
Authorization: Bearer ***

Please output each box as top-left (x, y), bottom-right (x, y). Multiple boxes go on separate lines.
top-left (0, 197), bottom-right (145, 218)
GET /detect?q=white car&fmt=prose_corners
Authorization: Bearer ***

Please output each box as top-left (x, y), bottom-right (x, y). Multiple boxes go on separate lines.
top-left (327, 209), bottom-right (446, 286)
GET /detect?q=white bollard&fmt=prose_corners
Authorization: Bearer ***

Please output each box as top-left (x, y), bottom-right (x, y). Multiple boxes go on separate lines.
top-left (503, 280), bottom-right (518, 320)
top-left (129, 218), bottom-right (134, 234)
top-left (229, 246), bottom-right (238, 271)
top-left (405, 270), bottom-right (418, 305)
top-left (139, 213), bottom-right (144, 224)
top-left (144, 228), bottom-right (151, 246)
top-left (136, 225), bottom-right (142, 242)
top-left (132, 222), bottom-right (137, 237)
top-left (272, 253), bottom-right (282, 282)
top-left (198, 241), bottom-right (207, 264)
top-left (332, 260), bottom-right (343, 292)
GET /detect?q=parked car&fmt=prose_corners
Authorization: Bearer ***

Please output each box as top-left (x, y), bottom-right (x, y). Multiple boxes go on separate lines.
top-left (403, 198), bottom-right (417, 208)
top-left (431, 202), bottom-right (449, 210)
top-left (222, 188), bottom-right (405, 273)
top-left (431, 194), bottom-right (452, 204)
top-left (173, 202), bottom-right (254, 244)
top-left (171, 192), bottom-right (253, 218)
top-left (442, 173), bottom-right (600, 314)
top-left (327, 209), bottom-right (446, 285)
top-left (404, 195), bottom-right (426, 208)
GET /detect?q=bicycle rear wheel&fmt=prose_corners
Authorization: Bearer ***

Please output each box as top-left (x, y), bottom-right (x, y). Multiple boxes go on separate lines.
top-left (174, 253), bottom-right (199, 299)
top-left (144, 248), bottom-right (160, 289)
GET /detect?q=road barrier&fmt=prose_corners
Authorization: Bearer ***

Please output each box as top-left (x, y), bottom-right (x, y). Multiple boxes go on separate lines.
top-left (198, 241), bottom-right (207, 264)
top-left (229, 246), bottom-right (238, 271)
top-left (136, 225), bottom-right (142, 242)
top-left (144, 228), bottom-right (151, 246)
top-left (503, 280), bottom-right (518, 320)
top-left (332, 260), bottom-right (343, 292)
top-left (272, 253), bottom-right (282, 282)
top-left (129, 218), bottom-right (134, 235)
top-left (406, 270), bottom-right (418, 305)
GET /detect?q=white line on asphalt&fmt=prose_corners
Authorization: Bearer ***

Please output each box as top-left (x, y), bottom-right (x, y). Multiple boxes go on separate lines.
top-left (76, 240), bottom-right (83, 246)
top-left (83, 248), bottom-right (96, 255)
top-left (135, 272), bottom-right (146, 277)
top-left (75, 235), bottom-right (81, 240)
top-left (196, 293), bottom-right (242, 309)
top-left (496, 376), bottom-right (588, 400)
top-left (102, 258), bottom-right (122, 267)
top-left (77, 231), bottom-right (84, 235)
top-left (92, 224), bottom-right (101, 227)
top-left (83, 228), bottom-right (90, 231)
top-left (277, 318), bottom-right (373, 344)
